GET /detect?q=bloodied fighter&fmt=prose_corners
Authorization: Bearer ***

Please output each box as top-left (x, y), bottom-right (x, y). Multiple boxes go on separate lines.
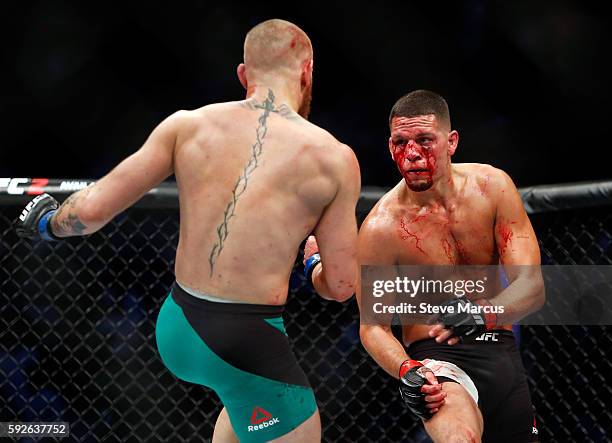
top-left (356, 90), bottom-right (544, 442)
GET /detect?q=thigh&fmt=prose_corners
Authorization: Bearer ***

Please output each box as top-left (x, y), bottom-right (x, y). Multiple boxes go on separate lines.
top-left (213, 407), bottom-right (239, 443)
top-left (223, 383), bottom-right (318, 443)
top-left (213, 407), bottom-right (321, 443)
top-left (270, 408), bottom-right (321, 443)
top-left (424, 382), bottom-right (484, 443)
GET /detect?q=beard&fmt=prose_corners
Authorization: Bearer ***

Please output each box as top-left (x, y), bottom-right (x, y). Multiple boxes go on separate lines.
top-left (298, 82), bottom-right (312, 119)
top-left (404, 176), bottom-right (434, 192)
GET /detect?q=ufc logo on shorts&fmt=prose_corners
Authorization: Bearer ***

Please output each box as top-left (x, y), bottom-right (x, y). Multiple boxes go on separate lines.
top-left (475, 332), bottom-right (499, 342)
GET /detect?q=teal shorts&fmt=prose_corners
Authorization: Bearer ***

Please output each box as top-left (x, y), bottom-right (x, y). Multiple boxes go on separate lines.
top-left (155, 283), bottom-right (317, 442)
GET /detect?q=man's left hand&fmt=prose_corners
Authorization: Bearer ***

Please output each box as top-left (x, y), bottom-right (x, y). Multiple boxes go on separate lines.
top-left (429, 297), bottom-right (497, 345)
top-left (15, 193), bottom-right (60, 241)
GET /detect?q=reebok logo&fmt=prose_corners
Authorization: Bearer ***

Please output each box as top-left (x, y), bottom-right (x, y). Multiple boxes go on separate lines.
top-left (475, 332), bottom-right (499, 342)
top-left (247, 406), bottom-right (280, 432)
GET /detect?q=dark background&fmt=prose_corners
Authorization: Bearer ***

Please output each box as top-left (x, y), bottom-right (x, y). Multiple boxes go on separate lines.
top-left (1, 1), bottom-right (610, 187)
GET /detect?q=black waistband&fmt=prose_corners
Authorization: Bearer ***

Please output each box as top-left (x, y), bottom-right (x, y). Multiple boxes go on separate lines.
top-left (171, 282), bottom-right (285, 316)
top-left (407, 329), bottom-right (516, 350)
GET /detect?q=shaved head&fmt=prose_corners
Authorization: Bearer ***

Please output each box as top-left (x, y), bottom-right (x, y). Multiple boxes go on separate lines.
top-left (244, 19), bottom-right (313, 75)
top-left (240, 19), bottom-right (314, 118)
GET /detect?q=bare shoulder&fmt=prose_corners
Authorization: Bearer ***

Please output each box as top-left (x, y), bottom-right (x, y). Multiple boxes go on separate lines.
top-left (457, 163), bottom-right (517, 195)
top-left (178, 102), bottom-right (234, 122)
top-left (305, 125), bottom-right (359, 174)
top-left (164, 106), bottom-right (212, 129)
top-left (359, 185), bottom-right (402, 262)
top-left (332, 141), bottom-right (360, 171)
top-left (479, 164), bottom-right (517, 191)
top-left (170, 102), bottom-right (248, 139)
top-left (360, 184), bottom-right (402, 238)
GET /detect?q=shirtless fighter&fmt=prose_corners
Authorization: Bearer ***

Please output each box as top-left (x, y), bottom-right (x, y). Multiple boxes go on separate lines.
top-left (357, 90), bottom-right (544, 442)
top-left (15, 19), bottom-right (360, 442)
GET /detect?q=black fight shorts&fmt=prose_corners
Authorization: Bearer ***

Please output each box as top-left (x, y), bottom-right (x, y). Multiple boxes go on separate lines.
top-left (407, 330), bottom-right (538, 443)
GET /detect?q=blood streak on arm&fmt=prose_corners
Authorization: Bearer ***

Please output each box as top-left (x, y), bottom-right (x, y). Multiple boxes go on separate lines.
top-left (496, 221), bottom-right (514, 256)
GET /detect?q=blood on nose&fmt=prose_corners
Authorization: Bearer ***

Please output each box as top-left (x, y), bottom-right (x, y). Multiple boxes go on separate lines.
top-left (405, 142), bottom-right (422, 162)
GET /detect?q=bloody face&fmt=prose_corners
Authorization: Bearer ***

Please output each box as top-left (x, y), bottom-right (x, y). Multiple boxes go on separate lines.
top-left (389, 115), bottom-right (448, 192)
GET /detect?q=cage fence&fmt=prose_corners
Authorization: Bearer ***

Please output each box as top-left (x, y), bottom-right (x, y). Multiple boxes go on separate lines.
top-left (1, 179), bottom-right (611, 442)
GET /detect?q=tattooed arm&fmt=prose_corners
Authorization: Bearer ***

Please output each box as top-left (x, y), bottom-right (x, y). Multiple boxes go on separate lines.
top-left (50, 112), bottom-right (182, 237)
top-left (51, 190), bottom-right (93, 236)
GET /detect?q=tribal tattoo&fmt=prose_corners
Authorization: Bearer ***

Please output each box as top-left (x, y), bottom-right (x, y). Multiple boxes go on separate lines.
top-left (51, 189), bottom-right (89, 236)
top-left (208, 89), bottom-right (279, 275)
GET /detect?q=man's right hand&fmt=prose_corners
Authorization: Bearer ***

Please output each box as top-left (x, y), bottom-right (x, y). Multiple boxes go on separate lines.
top-left (15, 193), bottom-right (60, 241)
top-left (399, 359), bottom-right (446, 420)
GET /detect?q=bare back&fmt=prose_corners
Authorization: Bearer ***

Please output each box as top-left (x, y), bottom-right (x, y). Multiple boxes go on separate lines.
top-left (173, 95), bottom-right (356, 304)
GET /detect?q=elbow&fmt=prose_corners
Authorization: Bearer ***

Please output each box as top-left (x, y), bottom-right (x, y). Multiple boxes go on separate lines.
top-left (322, 263), bottom-right (357, 302)
top-left (359, 324), bottom-right (372, 345)
top-left (534, 280), bottom-right (546, 311)
top-left (524, 274), bottom-right (545, 315)
top-left (79, 207), bottom-right (105, 227)
top-left (315, 267), bottom-right (355, 302)
top-left (359, 324), bottom-right (387, 355)
top-left (359, 325), bottom-right (372, 353)
top-left (77, 198), bottom-right (108, 231)
top-left (326, 285), bottom-right (355, 303)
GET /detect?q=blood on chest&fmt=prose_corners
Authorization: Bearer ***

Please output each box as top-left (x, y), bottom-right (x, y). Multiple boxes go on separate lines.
top-left (395, 206), bottom-right (496, 265)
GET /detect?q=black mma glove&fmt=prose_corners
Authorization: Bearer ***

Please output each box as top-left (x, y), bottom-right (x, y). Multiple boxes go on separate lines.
top-left (15, 193), bottom-right (60, 241)
top-left (398, 359), bottom-right (434, 420)
top-left (432, 297), bottom-right (497, 341)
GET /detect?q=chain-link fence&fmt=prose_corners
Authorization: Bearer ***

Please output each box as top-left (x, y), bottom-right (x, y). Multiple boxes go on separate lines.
top-left (520, 207), bottom-right (612, 442)
top-left (1, 181), bottom-right (611, 442)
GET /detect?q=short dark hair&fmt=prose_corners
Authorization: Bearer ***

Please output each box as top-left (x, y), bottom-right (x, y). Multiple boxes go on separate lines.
top-left (389, 90), bottom-right (451, 129)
